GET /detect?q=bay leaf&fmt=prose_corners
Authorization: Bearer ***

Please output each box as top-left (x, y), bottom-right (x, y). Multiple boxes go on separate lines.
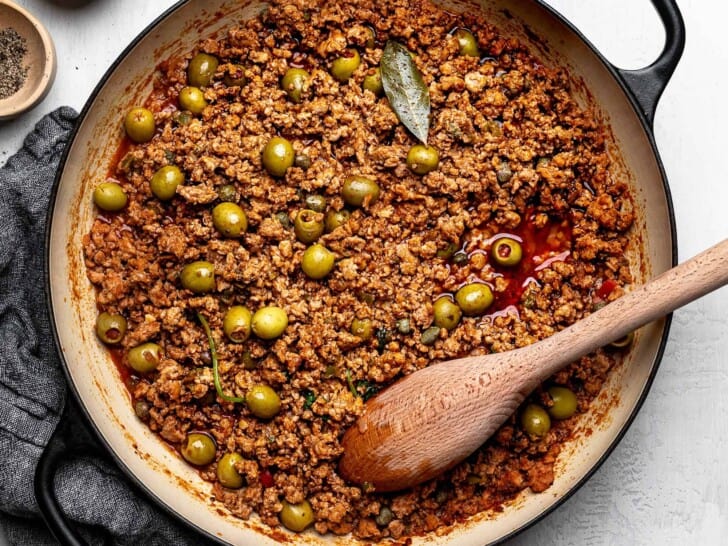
top-left (380, 40), bottom-right (430, 144)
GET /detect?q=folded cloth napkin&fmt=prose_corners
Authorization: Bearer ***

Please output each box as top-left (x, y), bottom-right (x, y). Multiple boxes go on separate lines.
top-left (0, 108), bottom-right (216, 546)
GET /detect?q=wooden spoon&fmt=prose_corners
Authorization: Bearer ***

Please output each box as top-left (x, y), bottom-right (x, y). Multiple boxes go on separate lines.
top-left (339, 239), bottom-right (728, 492)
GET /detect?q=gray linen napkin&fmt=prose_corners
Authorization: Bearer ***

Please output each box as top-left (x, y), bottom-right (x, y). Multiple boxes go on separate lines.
top-left (0, 108), bottom-right (215, 546)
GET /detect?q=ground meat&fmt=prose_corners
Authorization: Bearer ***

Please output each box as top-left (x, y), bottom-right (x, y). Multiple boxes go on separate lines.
top-left (84, 0), bottom-right (637, 540)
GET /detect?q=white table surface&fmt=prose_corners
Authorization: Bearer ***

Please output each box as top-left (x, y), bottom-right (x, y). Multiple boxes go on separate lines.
top-left (1, 1), bottom-right (726, 544)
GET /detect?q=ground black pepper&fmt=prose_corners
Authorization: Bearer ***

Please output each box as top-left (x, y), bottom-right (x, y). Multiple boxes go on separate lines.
top-left (0, 27), bottom-right (29, 100)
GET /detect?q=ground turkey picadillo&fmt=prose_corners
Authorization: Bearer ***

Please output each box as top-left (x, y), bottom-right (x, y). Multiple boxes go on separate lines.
top-left (83, 0), bottom-right (636, 540)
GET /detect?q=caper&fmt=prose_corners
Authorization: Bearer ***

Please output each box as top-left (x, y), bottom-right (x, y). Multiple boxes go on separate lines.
top-left (124, 107), bottom-right (155, 143)
top-left (454, 28), bottom-right (480, 57)
top-left (294, 153), bottom-right (312, 170)
top-left (547, 386), bottom-right (578, 420)
top-left (301, 243), bottom-right (335, 280)
top-left (251, 306), bottom-right (288, 340)
top-left (350, 318), bottom-right (373, 340)
top-left (496, 162), bottom-right (513, 183)
top-left (303, 194), bottom-right (326, 212)
top-left (262, 136), bottom-right (295, 177)
top-left (521, 404), bottom-right (551, 437)
top-left (223, 305), bottom-right (253, 343)
top-left (188, 53), bottom-right (219, 87)
top-left (420, 326), bottom-right (441, 346)
top-left (217, 452), bottom-right (245, 489)
top-left (127, 342), bottom-right (162, 373)
top-left (375, 506), bottom-right (394, 527)
top-left (433, 296), bottom-right (462, 330)
top-left (279, 500), bottom-right (315, 532)
top-left (406, 145), bottom-right (440, 175)
top-left (453, 251), bottom-right (469, 266)
top-left (96, 312), bottom-right (127, 344)
top-left (93, 182), bottom-right (127, 211)
top-left (217, 184), bottom-right (237, 202)
top-left (181, 432), bottom-right (216, 466)
top-left (342, 175), bottom-right (380, 207)
top-left (134, 399), bottom-right (150, 421)
top-left (180, 261), bottom-right (216, 293)
top-left (325, 209), bottom-right (351, 232)
top-left (294, 209), bottom-right (325, 243)
top-left (150, 165), bottom-right (185, 201)
top-left (223, 64), bottom-right (246, 87)
top-left (281, 67), bottom-right (310, 103)
top-left (331, 48), bottom-right (361, 82)
top-left (491, 237), bottom-right (523, 267)
top-left (212, 202), bottom-right (248, 238)
top-left (363, 68), bottom-right (383, 96)
top-left (179, 86), bottom-right (208, 115)
top-left (609, 331), bottom-right (635, 349)
top-left (276, 211), bottom-right (292, 228)
top-left (246, 384), bottom-right (281, 419)
top-left (396, 318), bottom-right (412, 335)
top-left (455, 283), bottom-right (494, 316)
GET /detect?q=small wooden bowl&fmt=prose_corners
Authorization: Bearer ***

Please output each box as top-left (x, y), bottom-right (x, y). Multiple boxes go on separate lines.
top-left (0, 0), bottom-right (56, 121)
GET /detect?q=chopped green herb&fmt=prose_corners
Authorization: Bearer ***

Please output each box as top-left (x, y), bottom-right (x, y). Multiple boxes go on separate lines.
top-left (345, 369), bottom-right (357, 398)
top-left (198, 313), bottom-right (245, 403)
top-left (356, 380), bottom-right (379, 401)
top-left (302, 389), bottom-right (317, 410)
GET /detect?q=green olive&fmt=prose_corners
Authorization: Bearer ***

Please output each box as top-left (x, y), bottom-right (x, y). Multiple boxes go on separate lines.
top-left (325, 209), bottom-right (351, 232)
top-left (406, 145), bottom-right (440, 175)
top-left (363, 68), bottom-right (383, 96)
top-left (432, 296), bottom-right (462, 330)
top-left (223, 305), bottom-right (253, 343)
top-left (179, 86), bottom-right (208, 114)
top-left (252, 306), bottom-right (288, 340)
top-left (124, 107), bottom-right (155, 143)
top-left (217, 452), bottom-right (245, 489)
top-left (331, 48), bottom-right (361, 82)
top-left (188, 53), bottom-right (219, 87)
top-left (181, 432), bottom-right (216, 466)
top-left (303, 194), bottom-right (326, 213)
top-left (342, 175), bottom-right (380, 207)
top-left (96, 312), bottom-right (127, 344)
top-left (262, 136), bottom-right (295, 177)
top-left (455, 283), bottom-right (494, 316)
top-left (150, 165), bottom-right (185, 201)
top-left (363, 25), bottom-right (376, 49)
top-left (223, 64), bottom-right (246, 87)
top-left (547, 386), bottom-right (578, 420)
top-left (454, 28), bottom-right (480, 57)
top-left (246, 384), bottom-right (281, 419)
top-left (491, 237), bottom-right (523, 267)
top-left (294, 209), bottom-right (325, 244)
top-left (212, 202), bottom-right (248, 238)
top-left (302, 243), bottom-right (335, 280)
top-left (521, 404), bottom-right (551, 437)
top-left (93, 182), bottom-right (127, 211)
top-left (420, 326), bottom-right (441, 346)
top-left (180, 261), bottom-right (216, 293)
top-left (279, 500), bottom-right (315, 532)
top-left (281, 67), bottom-right (310, 103)
top-left (127, 342), bottom-right (162, 373)
top-left (217, 184), bottom-right (237, 202)
top-left (609, 331), bottom-right (635, 349)
top-left (350, 318), bottom-right (373, 340)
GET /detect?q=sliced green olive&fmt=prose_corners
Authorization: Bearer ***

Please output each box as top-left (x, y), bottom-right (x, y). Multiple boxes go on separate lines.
top-left (294, 209), bottom-right (325, 243)
top-left (547, 386), bottom-right (578, 420)
top-left (521, 404), bottom-right (551, 436)
top-left (432, 296), bottom-right (462, 330)
top-left (331, 48), bottom-right (361, 82)
top-left (609, 331), bottom-right (635, 349)
top-left (179, 86), bottom-right (208, 115)
top-left (491, 237), bottom-right (523, 267)
top-left (342, 175), bottom-right (380, 207)
top-left (124, 107), bottom-right (155, 143)
top-left (223, 64), bottom-right (246, 87)
top-left (325, 209), bottom-right (350, 232)
top-left (212, 202), bottom-right (248, 238)
top-left (350, 318), bottom-right (373, 340)
top-left (180, 261), bottom-right (216, 293)
top-left (223, 305), bottom-right (253, 343)
top-left (454, 28), bottom-right (480, 57)
top-left (281, 67), bottom-right (310, 103)
top-left (246, 384), bottom-right (281, 419)
top-left (279, 500), bottom-right (315, 532)
top-left (251, 306), bottom-right (288, 340)
top-left (96, 312), bottom-right (127, 344)
top-left (302, 243), bottom-right (335, 280)
top-left (150, 165), bottom-right (185, 201)
top-left (127, 342), bottom-right (162, 373)
top-left (93, 182), bottom-right (127, 212)
top-left (181, 432), bottom-right (216, 466)
top-left (406, 145), bottom-right (440, 175)
top-left (217, 452), bottom-right (245, 489)
top-left (455, 283), bottom-right (494, 316)
top-left (262, 136), bottom-right (295, 178)
top-left (188, 53), bottom-right (219, 87)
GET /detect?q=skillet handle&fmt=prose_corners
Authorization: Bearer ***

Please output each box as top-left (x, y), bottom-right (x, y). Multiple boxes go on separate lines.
top-left (33, 405), bottom-right (93, 546)
top-left (616, 0), bottom-right (685, 126)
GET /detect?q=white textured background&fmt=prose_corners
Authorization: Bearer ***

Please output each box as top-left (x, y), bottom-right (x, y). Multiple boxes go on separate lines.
top-left (1, 0), bottom-right (727, 544)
